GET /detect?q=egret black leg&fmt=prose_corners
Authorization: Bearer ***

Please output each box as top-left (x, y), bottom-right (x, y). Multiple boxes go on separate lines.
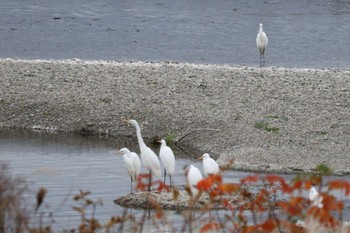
top-left (262, 53), bottom-right (265, 67)
top-left (148, 171), bottom-right (152, 191)
top-left (260, 54), bottom-right (262, 67)
top-left (163, 169), bottom-right (166, 184)
top-left (130, 177), bottom-right (133, 194)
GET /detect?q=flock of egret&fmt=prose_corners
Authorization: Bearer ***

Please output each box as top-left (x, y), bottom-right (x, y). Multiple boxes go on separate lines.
top-left (117, 119), bottom-right (323, 210)
top-left (115, 24), bottom-right (327, 207)
top-left (117, 119), bottom-right (220, 195)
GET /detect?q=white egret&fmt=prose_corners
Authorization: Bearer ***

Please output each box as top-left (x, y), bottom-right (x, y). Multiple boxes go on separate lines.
top-left (309, 186), bottom-right (323, 208)
top-left (256, 23), bottom-right (268, 67)
top-left (128, 119), bottom-right (161, 191)
top-left (159, 139), bottom-right (176, 187)
top-left (201, 153), bottom-right (220, 177)
top-left (118, 148), bottom-right (141, 194)
top-left (186, 164), bottom-right (203, 196)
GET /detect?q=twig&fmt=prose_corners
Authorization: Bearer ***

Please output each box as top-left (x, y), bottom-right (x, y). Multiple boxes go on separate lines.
top-left (174, 128), bottom-right (221, 145)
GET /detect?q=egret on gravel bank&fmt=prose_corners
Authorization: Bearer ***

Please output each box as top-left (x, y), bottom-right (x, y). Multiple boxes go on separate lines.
top-left (127, 119), bottom-right (161, 191)
top-left (256, 23), bottom-right (268, 67)
top-left (186, 164), bottom-right (203, 196)
top-left (201, 153), bottom-right (220, 177)
top-left (118, 148), bottom-right (141, 194)
top-left (159, 139), bottom-right (176, 187)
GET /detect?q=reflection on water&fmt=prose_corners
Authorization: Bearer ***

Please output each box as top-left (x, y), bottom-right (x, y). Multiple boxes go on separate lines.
top-left (1, 129), bottom-right (350, 230)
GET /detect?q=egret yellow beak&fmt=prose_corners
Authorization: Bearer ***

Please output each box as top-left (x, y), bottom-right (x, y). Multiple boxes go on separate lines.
top-left (197, 155), bottom-right (203, 160)
top-left (115, 150), bottom-right (123, 156)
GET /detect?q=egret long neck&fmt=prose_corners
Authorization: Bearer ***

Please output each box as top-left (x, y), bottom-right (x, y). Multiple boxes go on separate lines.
top-left (134, 123), bottom-right (146, 151)
top-left (160, 142), bottom-right (166, 149)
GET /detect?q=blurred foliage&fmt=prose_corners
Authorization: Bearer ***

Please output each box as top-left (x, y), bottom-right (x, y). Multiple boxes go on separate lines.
top-left (1, 162), bottom-right (350, 233)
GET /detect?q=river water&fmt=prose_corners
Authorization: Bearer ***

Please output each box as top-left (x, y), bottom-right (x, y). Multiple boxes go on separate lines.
top-left (0, 0), bottom-right (349, 68)
top-left (1, 129), bottom-right (350, 231)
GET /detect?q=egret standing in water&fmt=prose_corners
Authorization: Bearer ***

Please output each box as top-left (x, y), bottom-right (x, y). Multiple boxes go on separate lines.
top-left (201, 153), bottom-right (220, 177)
top-left (127, 119), bottom-right (161, 191)
top-left (159, 139), bottom-right (176, 187)
top-left (256, 23), bottom-right (268, 67)
top-left (185, 164), bottom-right (203, 196)
top-left (118, 148), bottom-right (141, 194)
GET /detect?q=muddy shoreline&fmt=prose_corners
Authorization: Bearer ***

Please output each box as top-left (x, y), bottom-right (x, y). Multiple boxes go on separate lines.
top-left (0, 59), bottom-right (349, 174)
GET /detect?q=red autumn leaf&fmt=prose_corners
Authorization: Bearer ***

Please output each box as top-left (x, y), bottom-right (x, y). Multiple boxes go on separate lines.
top-left (241, 225), bottom-right (257, 233)
top-left (255, 190), bottom-right (268, 205)
top-left (290, 196), bottom-right (304, 205)
top-left (286, 204), bottom-right (304, 217)
top-left (240, 174), bottom-right (259, 184)
top-left (219, 183), bottom-right (240, 193)
top-left (281, 182), bottom-right (293, 194)
top-left (209, 189), bottom-right (221, 199)
top-left (135, 173), bottom-right (152, 191)
top-left (328, 180), bottom-right (350, 195)
top-left (137, 173), bottom-right (151, 181)
top-left (156, 181), bottom-right (171, 193)
top-left (309, 175), bottom-right (322, 186)
top-left (304, 180), bottom-right (312, 190)
top-left (258, 219), bottom-right (277, 232)
top-left (336, 201), bottom-right (344, 214)
top-left (197, 177), bottom-right (213, 191)
top-left (199, 221), bottom-right (221, 233)
top-left (135, 181), bottom-right (147, 191)
top-left (277, 201), bottom-right (303, 217)
top-left (211, 173), bottom-right (223, 184)
top-left (288, 222), bottom-right (306, 233)
top-left (292, 180), bottom-right (303, 190)
top-left (155, 211), bottom-right (163, 219)
top-left (265, 175), bottom-right (286, 184)
top-left (276, 201), bottom-right (289, 210)
top-left (223, 198), bottom-right (235, 210)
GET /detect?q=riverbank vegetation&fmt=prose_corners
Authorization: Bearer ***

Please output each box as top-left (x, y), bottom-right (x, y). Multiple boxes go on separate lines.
top-left (1, 162), bottom-right (350, 233)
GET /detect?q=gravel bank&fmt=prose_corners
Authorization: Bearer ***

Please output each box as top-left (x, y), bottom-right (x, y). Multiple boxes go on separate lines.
top-left (114, 187), bottom-right (262, 211)
top-left (0, 59), bottom-right (349, 174)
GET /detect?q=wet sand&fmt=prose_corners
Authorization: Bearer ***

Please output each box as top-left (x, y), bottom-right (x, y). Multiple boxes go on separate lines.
top-left (0, 59), bottom-right (349, 174)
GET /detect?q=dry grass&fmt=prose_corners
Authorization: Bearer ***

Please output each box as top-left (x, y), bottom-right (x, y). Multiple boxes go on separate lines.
top-left (0, 162), bottom-right (28, 232)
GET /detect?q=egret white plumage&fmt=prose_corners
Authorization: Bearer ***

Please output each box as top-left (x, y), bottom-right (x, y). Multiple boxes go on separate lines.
top-left (128, 119), bottom-right (161, 191)
top-left (159, 139), bottom-right (176, 187)
top-left (309, 186), bottom-right (323, 208)
top-left (201, 153), bottom-right (220, 177)
top-left (186, 164), bottom-right (203, 196)
top-left (118, 148), bottom-right (141, 194)
top-left (256, 23), bottom-right (268, 67)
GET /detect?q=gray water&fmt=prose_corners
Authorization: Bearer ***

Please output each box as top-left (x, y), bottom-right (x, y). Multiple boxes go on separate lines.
top-left (0, 0), bottom-right (349, 68)
top-left (1, 129), bottom-right (350, 231)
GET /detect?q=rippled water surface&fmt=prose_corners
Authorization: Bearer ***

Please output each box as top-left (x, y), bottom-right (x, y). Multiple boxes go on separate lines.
top-left (1, 130), bottom-right (350, 231)
top-left (0, 0), bottom-right (349, 68)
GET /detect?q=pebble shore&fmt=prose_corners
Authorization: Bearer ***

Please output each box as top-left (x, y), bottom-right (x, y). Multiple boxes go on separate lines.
top-left (0, 58), bottom-right (349, 174)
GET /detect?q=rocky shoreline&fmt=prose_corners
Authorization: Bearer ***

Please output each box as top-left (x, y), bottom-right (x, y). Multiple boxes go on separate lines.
top-left (0, 58), bottom-right (349, 174)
